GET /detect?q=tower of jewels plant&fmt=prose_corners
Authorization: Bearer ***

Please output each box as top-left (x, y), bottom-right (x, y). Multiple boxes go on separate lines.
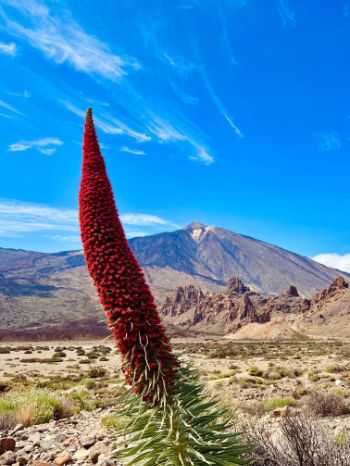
top-left (79, 108), bottom-right (251, 465)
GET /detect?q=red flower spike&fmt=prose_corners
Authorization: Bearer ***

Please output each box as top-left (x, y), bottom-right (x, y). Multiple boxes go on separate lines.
top-left (79, 108), bottom-right (179, 404)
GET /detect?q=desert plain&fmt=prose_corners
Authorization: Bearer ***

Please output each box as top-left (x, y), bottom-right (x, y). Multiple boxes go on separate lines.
top-left (0, 337), bottom-right (350, 465)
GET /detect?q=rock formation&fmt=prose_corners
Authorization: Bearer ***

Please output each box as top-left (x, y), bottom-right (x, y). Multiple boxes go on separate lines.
top-left (161, 276), bottom-right (309, 334)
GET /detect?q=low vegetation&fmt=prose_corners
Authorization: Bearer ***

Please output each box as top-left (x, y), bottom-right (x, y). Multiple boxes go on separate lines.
top-left (1, 339), bottom-right (350, 463)
top-left (249, 411), bottom-right (350, 465)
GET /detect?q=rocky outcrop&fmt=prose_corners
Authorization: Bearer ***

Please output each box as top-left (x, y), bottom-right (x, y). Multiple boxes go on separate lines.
top-left (161, 277), bottom-right (310, 334)
top-left (161, 285), bottom-right (206, 317)
top-left (263, 286), bottom-right (311, 315)
top-left (287, 285), bottom-right (299, 297)
top-left (312, 276), bottom-right (349, 307)
top-left (227, 277), bottom-right (250, 295)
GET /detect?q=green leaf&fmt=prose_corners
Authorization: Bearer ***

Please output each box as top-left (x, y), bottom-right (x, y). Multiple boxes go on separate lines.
top-left (112, 365), bottom-right (252, 465)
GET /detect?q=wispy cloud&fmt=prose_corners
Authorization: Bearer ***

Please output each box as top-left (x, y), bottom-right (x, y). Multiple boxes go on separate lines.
top-left (62, 101), bottom-right (151, 143)
top-left (8, 137), bottom-right (63, 155)
top-left (0, 0), bottom-right (139, 80)
top-left (0, 112), bottom-right (14, 119)
top-left (162, 52), bottom-right (197, 78)
top-left (0, 199), bottom-right (177, 240)
top-left (120, 213), bottom-right (174, 226)
top-left (217, 3), bottom-right (243, 66)
top-left (0, 99), bottom-right (23, 115)
top-left (0, 40), bottom-right (16, 56)
top-left (124, 230), bottom-right (149, 238)
top-left (277, 0), bottom-right (296, 27)
top-left (47, 234), bottom-right (81, 243)
top-left (9, 89), bottom-right (31, 98)
top-left (313, 253), bottom-right (350, 273)
top-left (0, 199), bottom-right (78, 237)
top-left (120, 146), bottom-right (146, 155)
top-left (199, 66), bottom-right (244, 138)
top-left (146, 116), bottom-right (214, 165)
top-left (169, 79), bottom-right (199, 105)
top-left (317, 132), bottom-right (341, 152)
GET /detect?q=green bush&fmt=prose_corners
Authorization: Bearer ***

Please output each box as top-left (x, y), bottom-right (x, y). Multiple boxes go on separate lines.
top-left (83, 378), bottom-right (96, 389)
top-left (249, 366), bottom-right (264, 377)
top-left (0, 389), bottom-right (68, 427)
top-left (264, 396), bottom-right (296, 411)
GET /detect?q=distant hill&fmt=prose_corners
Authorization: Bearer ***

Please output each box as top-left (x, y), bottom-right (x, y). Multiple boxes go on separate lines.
top-left (0, 222), bottom-right (346, 339)
top-left (130, 222), bottom-right (344, 297)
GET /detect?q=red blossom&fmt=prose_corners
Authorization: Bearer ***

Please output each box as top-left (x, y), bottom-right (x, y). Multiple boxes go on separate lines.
top-left (79, 108), bottom-right (179, 403)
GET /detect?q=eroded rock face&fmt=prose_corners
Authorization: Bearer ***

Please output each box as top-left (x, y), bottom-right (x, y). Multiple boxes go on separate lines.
top-left (227, 277), bottom-right (250, 295)
top-left (161, 276), bottom-right (314, 334)
top-left (313, 276), bottom-right (349, 306)
top-left (161, 285), bottom-right (206, 317)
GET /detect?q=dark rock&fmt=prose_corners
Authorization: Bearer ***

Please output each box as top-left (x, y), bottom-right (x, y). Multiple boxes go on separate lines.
top-left (287, 285), bottom-right (299, 297)
top-left (80, 436), bottom-right (96, 448)
top-left (0, 438), bottom-right (16, 454)
top-left (227, 277), bottom-right (250, 295)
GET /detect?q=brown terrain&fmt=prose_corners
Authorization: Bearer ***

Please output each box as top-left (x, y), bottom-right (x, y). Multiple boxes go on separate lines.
top-left (161, 276), bottom-right (350, 339)
top-left (0, 222), bottom-right (348, 340)
top-left (1, 339), bottom-right (350, 465)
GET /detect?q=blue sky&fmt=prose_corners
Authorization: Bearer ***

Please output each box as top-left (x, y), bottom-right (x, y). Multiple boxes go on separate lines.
top-left (0, 0), bottom-right (349, 271)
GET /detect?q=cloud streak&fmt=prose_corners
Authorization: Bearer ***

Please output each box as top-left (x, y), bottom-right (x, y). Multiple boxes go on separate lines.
top-left (8, 137), bottom-right (63, 155)
top-left (313, 253), bottom-right (350, 273)
top-left (0, 99), bottom-right (23, 116)
top-left (120, 146), bottom-right (146, 155)
top-left (0, 40), bottom-right (16, 56)
top-left (62, 101), bottom-right (151, 143)
top-left (120, 213), bottom-right (174, 226)
top-left (0, 199), bottom-right (177, 240)
top-left (9, 89), bottom-right (31, 98)
top-left (198, 65), bottom-right (244, 139)
top-left (146, 116), bottom-right (214, 165)
top-left (0, 0), bottom-right (139, 80)
top-left (0, 199), bottom-right (78, 237)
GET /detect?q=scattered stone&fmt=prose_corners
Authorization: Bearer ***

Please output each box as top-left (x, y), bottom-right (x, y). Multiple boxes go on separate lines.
top-left (40, 453), bottom-right (54, 462)
top-left (80, 436), bottom-right (96, 448)
top-left (72, 449), bottom-right (89, 461)
top-left (36, 425), bottom-right (50, 433)
top-left (0, 438), bottom-right (16, 455)
top-left (0, 451), bottom-right (16, 465)
top-left (54, 451), bottom-right (72, 465)
top-left (97, 460), bottom-right (114, 466)
top-left (62, 437), bottom-right (77, 448)
top-left (11, 425), bottom-right (23, 435)
top-left (33, 462), bottom-right (54, 466)
top-left (88, 442), bottom-right (107, 464)
top-left (40, 436), bottom-right (57, 451)
top-left (28, 433), bottom-right (41, 446)
top-left (16, 457), bottom-right (27, 465)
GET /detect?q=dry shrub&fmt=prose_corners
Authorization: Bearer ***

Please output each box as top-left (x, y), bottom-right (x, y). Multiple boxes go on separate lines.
top-left (0, 412), bottom-right (17, 430)
top-left (88, 366), bottom-right (107, 378)
top-left (248, 410), bottom-right (350, 466)
top-left (16, 404), bottom-right (36, 426)
top-left (306, 391), bottom-right (350, 416)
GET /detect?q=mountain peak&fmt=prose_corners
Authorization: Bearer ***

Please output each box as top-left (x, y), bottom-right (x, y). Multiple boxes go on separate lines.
top-left (183, 222), bottom-right (208, 231)
top-left (182, 222), bottom-right (208, 241)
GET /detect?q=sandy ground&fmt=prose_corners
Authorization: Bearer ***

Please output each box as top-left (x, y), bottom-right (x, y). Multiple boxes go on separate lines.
top-left (0, 341), bottom-right (120, 379)
top-left (1, 338), bottom-right (349, 409)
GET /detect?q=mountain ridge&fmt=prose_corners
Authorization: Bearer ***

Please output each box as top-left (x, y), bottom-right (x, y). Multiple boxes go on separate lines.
top-left (0, 222), bottom-right (347, 339)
